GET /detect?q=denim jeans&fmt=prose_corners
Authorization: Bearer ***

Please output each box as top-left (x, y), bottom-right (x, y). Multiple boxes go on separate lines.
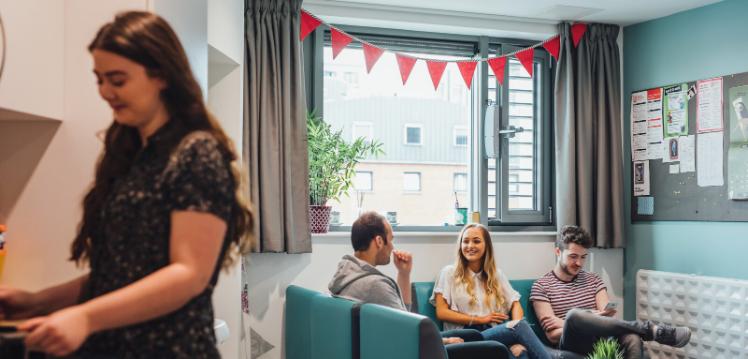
top-left (559, 309), bottom-right (647, 359)
top-left (467, 320), bottom-right (551, 359)
top-left (442, 328), bottom-right (510, 359)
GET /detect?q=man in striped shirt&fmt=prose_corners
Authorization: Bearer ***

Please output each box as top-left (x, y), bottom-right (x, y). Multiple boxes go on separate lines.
top-left (530, 226), bottom-right (691, 359)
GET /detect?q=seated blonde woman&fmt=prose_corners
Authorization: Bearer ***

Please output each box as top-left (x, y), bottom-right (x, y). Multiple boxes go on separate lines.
top-left (431, 224), bottom-right (550, 359)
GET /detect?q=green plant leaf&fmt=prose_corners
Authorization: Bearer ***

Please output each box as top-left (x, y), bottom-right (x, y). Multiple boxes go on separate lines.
top-left (307, 111), bottom-right (384, 206)
top-left (586, 338), bottom-right (624, 359)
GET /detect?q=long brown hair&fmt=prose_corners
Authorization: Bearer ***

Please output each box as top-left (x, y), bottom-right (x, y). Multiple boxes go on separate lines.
top-left (453, 223), bottom-right (506, 311)
top-left (71, 11), bottom-right (254, 269)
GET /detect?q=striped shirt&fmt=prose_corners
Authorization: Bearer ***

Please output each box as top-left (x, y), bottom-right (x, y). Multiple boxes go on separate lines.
top-left (529, 270), bottom-right (606, 319)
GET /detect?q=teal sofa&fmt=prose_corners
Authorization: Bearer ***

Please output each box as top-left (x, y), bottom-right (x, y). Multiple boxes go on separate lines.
top-left (411, 280), bottom-right (585, 359)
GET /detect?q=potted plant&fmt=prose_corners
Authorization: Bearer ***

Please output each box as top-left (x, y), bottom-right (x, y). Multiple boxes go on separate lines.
top-left (586, 338), bottom-right (623, 359)
top-left (307, 112), bottom-right (383, 233)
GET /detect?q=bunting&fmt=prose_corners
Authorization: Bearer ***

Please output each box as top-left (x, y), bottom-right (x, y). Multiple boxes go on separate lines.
top-left (426, 61), bottom-right (447, 90)
top-left (515, 47), bottom-right (534, 77)
top-left (543, 36), bottom-right (560, 61)
top-left (299, 10), bottom-right (321, 41)
top-left (396, 54), bottom-right (417, 85)
top-left (456, 61), bottom-right (478, 89)
top-left (299, 9), bottom-right (589, 90)
top-left (330, 28), bottom-right (352, 59)
top-left (362, 43), bottom-right (385, 73)
top-left (487, 56), bottom-right (507, 85)
top-left (571, 23), bottom-right (588, 48)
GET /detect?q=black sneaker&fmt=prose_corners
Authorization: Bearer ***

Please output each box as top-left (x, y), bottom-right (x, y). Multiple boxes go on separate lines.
top-left (653, 324), bottom-right (692, 348)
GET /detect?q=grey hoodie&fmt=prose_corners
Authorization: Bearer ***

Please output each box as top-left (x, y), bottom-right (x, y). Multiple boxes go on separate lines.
top-left (328, 255), bottom-right (408, 311)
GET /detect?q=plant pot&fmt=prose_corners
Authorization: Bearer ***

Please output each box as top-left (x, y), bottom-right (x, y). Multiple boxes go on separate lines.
top-left (309, 205), bottom-right (332, 234)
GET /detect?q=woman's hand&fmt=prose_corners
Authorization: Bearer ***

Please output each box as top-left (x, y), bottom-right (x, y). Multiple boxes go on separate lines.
top-left (0, 286), bottom-right (39, 319)
top-left (442, 337), bottom-right (464, 345)
top-left (19, 306), bottom-right (92, 357)
top-left (477, 312), bottom-right (509, 325)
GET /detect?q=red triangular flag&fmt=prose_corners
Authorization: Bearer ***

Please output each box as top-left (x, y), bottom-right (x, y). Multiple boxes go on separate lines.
top-left (571, 23), bottom-right (587, 48)
top-left (299, 10), bottom-right (321, 41)
top-left (330, 28), bottom-right (353, 59)
top-left (543, 36), bottom-right (560, 61)
top-left (396, 54), bottom-right (417, 85)
top-left (487, 57), bottom-right (507, 85)
top-left (515, 48), bottom-right (534, 77)
top-left (362, 43), bottom-right (385, 73)
top-left (456, 61), bottom-right (478, 89)
top-left (426, 61), bottom-right (447, 90)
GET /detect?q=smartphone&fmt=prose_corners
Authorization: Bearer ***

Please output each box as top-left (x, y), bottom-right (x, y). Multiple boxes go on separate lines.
top-left (604, 302), bottom-right (618, 311)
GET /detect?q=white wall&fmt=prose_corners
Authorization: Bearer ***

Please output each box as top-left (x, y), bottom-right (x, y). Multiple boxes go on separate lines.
top-left (206, 0), bottom-right (245, 357)
top-left (244, 232), bottom-right (623, 359)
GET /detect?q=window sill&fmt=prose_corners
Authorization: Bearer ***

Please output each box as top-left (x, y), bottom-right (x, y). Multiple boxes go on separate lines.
top-left (312, 230), bottom-right (556, 243)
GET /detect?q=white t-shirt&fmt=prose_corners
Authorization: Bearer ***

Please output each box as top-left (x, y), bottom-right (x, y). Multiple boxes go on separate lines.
top-left (429, 264), bottom-right (521, 331)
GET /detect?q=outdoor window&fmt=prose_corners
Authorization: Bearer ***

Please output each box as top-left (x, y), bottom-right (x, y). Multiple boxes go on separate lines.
top-left (454, 173), bottom-right (468, 192)
top-left (354, 171), bottom-right (373, 192)
top-left (305, 26), bottom-right (553, 228)
top-left (454, 126), bottom-right (468, 146)
top-left (403, 172), bottom-right (421, 192)
top-left (352, 122), bottom-right (374, 142)
top-left (404, 125), bottom-right (423, 145)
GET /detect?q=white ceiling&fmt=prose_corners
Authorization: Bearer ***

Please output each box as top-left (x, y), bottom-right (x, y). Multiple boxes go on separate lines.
top-left (308, 0), bottom-right (722, 26)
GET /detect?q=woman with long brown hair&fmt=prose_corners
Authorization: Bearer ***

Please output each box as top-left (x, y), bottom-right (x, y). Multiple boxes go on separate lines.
top-left (431, 224), bottom-right (550, 359)
top-left (0, 11), bottom-right (253, 357)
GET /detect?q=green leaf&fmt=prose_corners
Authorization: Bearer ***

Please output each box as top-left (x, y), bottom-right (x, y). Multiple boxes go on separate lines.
top-left (307, 111), bottom-right (385, 205)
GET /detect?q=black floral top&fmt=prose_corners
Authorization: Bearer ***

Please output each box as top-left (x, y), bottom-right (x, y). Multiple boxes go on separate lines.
top-left (75, 123), bottom-right (235, 358)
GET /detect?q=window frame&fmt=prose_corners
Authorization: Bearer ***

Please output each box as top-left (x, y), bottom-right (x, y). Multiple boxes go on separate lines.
top-left (453, 126), bottom-right (469, 147)
top-left (354, 170), bottom-right (374, 192)
top-left (402, 172), bottom-right (422, 193)
top-left (453, 172), bottom-right (468, 193)
top-left (303, 24), bottom-right (555, 232)
top-left (403, 124), bottom-right (424, 146)
top-left (352, 121), bottom-right (374, 143)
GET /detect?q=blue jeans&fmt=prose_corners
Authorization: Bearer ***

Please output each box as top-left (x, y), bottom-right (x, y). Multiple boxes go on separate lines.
top-left (559, 309), bottom-right (646, 359)
top-left (442, 329), bottom-right (510, 359)
top-left (467, 320), bottom-right (551, 359)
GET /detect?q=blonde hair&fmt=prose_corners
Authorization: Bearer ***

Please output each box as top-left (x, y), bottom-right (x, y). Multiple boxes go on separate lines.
top-left (453, 223), bottom-right (506, 311)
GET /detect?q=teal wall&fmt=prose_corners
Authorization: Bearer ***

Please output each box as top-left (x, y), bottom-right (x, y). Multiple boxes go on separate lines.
top-left (623, 0), bottom-right (748, 319)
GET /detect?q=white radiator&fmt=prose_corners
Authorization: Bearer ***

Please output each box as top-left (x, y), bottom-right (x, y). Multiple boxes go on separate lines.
top-left (636, 269), bottom-right (748, 358)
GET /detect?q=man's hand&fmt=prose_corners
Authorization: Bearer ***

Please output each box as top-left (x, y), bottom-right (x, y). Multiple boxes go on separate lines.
top-left (442, 337), bottom-right (464, 345)
top-left (392, 250), bottom-right (413, 276)
top-left (540, 315), bottom-right (564, 332)
top-left (510, 344), bottom-right (527, 357)
top-left (594, 308), bottom-right (617, 317)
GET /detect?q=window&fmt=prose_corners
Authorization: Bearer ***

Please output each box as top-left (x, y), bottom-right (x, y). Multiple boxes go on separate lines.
top-left (404, 124), bottom-right (423, 145)
top-left (454, 173), bottom-right (468, 192)
top-left (352, 122), bottom-right (374, 142)
top-left (354, 171), bottom-right (373, 192)
top-left (305, 26), bottom-right (553, 228)
top-left (454, 126), bottom-right (468, 146)
top-left (403, 172), bottom-right (421, 192)
top-left (484, 45), bottom-right (553, 225)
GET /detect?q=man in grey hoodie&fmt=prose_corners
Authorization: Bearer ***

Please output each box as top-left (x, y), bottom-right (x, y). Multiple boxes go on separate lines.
top-left (327, 212), bottom-right (512, 359)
top-left (328, 211), bottom-right (414, 312)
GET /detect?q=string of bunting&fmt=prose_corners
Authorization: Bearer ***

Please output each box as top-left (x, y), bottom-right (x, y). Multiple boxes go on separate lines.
top-left (300, 9), bottom-right (588, 90)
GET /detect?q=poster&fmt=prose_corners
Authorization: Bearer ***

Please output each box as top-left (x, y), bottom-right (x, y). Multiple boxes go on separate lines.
top-left (727, 85), bottom-right (748, 199)
top-left (631, 91), bottom-right (648, 161)
top-left (633, 160), bottom-right (650, 196)
top-left (663, 84), bottom-right (688, 137)
top-left (696, 77), bottom-right (723, 133)
top-left (647, 88), bottom-right (664, 160)
top-left (679, 135), bottom-right (695, 173)
top-left (697, 131), bottom-right (724, 187)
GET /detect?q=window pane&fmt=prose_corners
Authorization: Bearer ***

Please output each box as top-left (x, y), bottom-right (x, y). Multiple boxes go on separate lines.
top-left (354, 171), bottom-right (373, 192)
top-left (323, 46), bottom-right (471, 226)
top-left (406, 126), bottom-right (422, 145)
top-left (454, 126), bottom-right (468, 146)
top-left (352, 122), bottom-right (374, 142)
top-left (453, 172), bottom-right (467, 192)
top-left (507, 59), bottom-right (536, 210)
top-left (403, 172), bottom-right (421, 192)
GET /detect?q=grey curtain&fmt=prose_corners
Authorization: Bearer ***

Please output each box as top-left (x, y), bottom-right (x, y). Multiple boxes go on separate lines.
top-left (244, 0), bottom-right (311, 253)
top-left (554, 23), bottom-right (624, 248)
